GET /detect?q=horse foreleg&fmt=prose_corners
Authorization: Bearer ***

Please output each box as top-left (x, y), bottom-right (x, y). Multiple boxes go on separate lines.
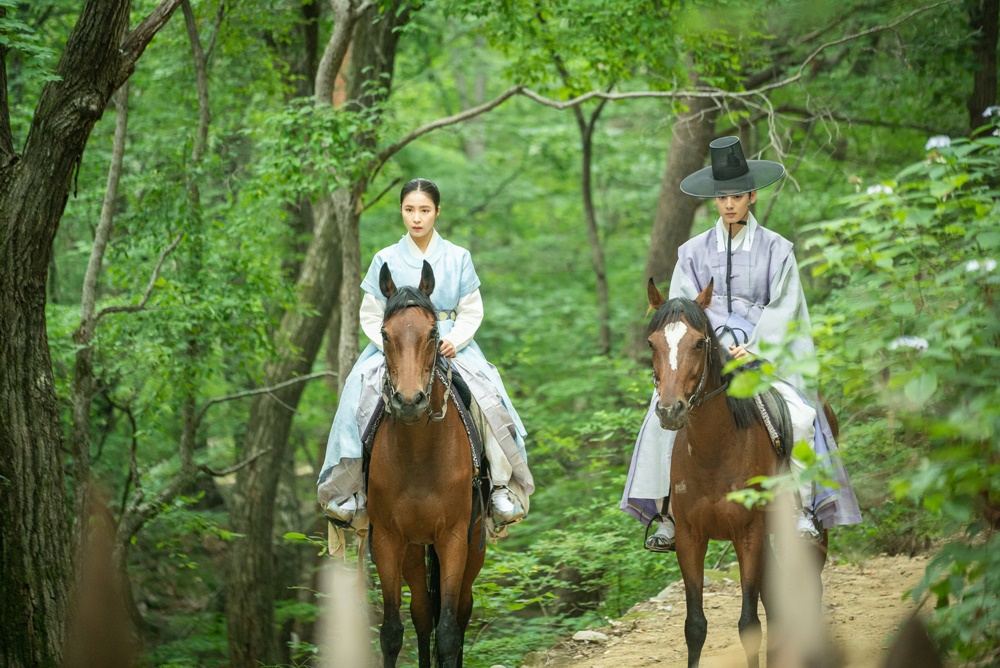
top-left (402, 544), bottom-right (432, 668)
top-left (676, 534), bottom-right (709, 668)
top-left (732, 533), bottom-right (765, 668)
top-left (433, 534), bottom-right (471, 668)
top-left (372, 532), bottom-right (406, 668)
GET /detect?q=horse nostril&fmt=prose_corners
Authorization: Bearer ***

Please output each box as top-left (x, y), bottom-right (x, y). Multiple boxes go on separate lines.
top-left (673, 400), bottom-right (685, 414)
top-left (413, 391), bottom-right (426, 406)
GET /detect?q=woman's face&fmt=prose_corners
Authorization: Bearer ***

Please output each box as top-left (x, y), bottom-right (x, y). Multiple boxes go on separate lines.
top-left (401, 191), bottom-right (440, 244)
top-left (714, 191), bottom-right (756, 226)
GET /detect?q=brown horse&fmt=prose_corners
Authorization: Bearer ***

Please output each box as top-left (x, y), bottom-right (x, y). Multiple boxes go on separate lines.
top-left (368, 261), bottom-right (486, 668)
top-left (646, 277), bottom-right (827, 668)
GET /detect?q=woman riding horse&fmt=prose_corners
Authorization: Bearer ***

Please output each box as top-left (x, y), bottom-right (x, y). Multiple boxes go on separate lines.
top-left (621, 136), bottom-right (861, 550)
top-left (318, 178), bottom-right (534, 533)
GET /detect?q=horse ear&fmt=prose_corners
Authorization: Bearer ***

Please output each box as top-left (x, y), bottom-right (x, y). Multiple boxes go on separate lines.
top-left (695, 278), bottom-right (714, 309)
top-left (379, 263), bottom-right (397, 299)
top-left (647, 278), bottom-right (666, 310)
top-left (418, 260), bottom-right (435, 297)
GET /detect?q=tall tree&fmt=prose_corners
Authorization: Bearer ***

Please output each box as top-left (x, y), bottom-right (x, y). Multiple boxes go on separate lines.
top-left (0, 3), bottom-right (182, 665)
top-left (966, 0), bottom-right (999, 132)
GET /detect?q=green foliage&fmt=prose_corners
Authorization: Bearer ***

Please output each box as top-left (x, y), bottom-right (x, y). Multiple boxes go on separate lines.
top-left (913, 533), bottom-right (1000, 664)
top-left (806, 126), bottom-right (1000, 661)
top-left (466, 472), bottom-right (684, 667)
top-left (20, 0), bottom-right (995, 665)
top-left (250, 99), bottom-right (382, 202)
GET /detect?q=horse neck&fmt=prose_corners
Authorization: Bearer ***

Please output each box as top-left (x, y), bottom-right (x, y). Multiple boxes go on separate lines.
top-left (684, 382), bottom-right (740, 460)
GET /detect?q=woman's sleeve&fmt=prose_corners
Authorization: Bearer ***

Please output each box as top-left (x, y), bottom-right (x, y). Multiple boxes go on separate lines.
top-left (443, 289), bottom-right (483, 352)
top-left (359, 253), bottom-right (387, 298)
top-left (458, 250), bottom-right (482, 298)
top-left (359, 293), bottom-right (386, 352)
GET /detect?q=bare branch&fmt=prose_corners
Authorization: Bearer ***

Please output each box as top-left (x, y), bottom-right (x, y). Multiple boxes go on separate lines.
top-left (194, 370), bottom-right (339, 428)
top-left (360, 176), bottom-right (403, 213)
top-left (373, 85), bottom-right (524, 173)
top-left (199, 449), bottom-right (274, 477)
top-left (514, 2), bottom-right (955, 111)
top-left (80, 83), bottom-right (130, 328)
top-left (204, 0), bottom-right (229, 63)
top-left (117, 0), bottom-right (185, 88)
top-left (96, 233), bottom-right (184, 321)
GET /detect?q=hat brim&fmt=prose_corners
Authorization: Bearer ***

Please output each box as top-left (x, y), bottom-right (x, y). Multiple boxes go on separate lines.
top-left (679, 160), bottom-right (785, 198)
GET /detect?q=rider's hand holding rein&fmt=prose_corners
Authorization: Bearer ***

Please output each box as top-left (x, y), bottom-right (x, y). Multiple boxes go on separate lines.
top-left (439, 339), bottom-right (457, 358)
top-left (729, 345), bottom-right (751, 359)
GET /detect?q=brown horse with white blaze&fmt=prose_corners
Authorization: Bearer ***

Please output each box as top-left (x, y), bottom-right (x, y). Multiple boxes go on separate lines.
top-left (647, 277), bottom-right (811, 668)
top-left (368, 260), bottom-right (485, 668)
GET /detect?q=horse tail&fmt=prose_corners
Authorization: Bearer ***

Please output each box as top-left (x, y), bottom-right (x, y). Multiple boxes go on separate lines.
top-left (427, 545), bottom-right (441, 628)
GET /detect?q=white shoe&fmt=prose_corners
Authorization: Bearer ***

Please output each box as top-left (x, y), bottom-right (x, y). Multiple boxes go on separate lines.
top-left (795, 509), bottom-right (820, 541)
top-left (324, 493), bottom-right (368, 530)
top-left (490, 486), bottom-right (525, 525)
top-left (644, 517), bottom-right (676, 552)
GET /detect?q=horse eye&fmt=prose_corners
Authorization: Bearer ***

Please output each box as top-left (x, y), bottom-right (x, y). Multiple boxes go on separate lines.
top-left (696, 339), bottom-right (705, 349)
top-left (429, 327), bottom-right (439, 341)
top-left (381, 329), bottom-right (388, 340)
top-left (647, 340), bottom-right (653, 349)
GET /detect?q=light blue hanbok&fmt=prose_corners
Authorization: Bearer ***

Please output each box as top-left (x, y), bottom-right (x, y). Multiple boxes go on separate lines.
top-left (318, 233), bottom-right (533, 509)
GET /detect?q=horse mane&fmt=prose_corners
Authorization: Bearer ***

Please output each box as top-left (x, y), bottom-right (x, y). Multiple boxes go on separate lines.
top-left (648, 297), bottom-right (759, 431)
top-left (384, 285), bottom-right (436, 321)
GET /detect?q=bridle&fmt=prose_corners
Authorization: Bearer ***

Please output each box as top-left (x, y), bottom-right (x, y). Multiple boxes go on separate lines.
top-left (656, 325), bottom-right (730, 409)
top-left (380, 317), bottom-right (453, 422)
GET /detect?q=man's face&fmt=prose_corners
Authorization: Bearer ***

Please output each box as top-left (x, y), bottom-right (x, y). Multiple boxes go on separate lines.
top-left (714, 191), bottom-right (756, 226)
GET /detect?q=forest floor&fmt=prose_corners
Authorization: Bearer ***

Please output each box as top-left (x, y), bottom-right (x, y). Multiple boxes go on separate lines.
top-left (521, 552), bottom-right (931, 668)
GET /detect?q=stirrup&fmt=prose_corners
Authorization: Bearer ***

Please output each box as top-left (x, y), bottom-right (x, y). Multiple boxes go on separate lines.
top-left (490, 486), bottom-right (525, 526)
top-left (644, 513), bottom-right (676, 553)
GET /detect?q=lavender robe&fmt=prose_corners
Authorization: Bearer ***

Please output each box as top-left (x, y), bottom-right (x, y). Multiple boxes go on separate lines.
top-left (621, 215), bottom-right (861, 529)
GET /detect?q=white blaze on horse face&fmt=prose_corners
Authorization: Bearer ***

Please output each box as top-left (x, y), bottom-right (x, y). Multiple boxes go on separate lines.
top-left (662, 321), bottom-right (688, 372)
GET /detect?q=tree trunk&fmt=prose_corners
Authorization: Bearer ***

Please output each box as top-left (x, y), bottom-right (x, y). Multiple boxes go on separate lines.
top-left (223, 4), bottom-right (408, 665)
top-left (573, 101), bottom-right (612, 356)
top-left (0, 3), bottom-right (181, 665)
top-left (967, 0), bottom-right (999, 133)
top-left (625, 94), bottom-right (718, 359)
top-left (644, 94), bottom-right (719, 287)
top-left (336, 3), bottom-right (408, 393)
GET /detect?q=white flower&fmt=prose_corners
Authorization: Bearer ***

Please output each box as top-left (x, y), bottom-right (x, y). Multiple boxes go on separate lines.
top-left (889, 336), bottom-right (929, 353)
top-left (866, 184), bottom-right (893, 195)
top-left (924, 135), bottom-right (951, 150)
top-left (982, 105), bottom-right (1000, 118)
top-left (966, 258), bottom-right (997, 273)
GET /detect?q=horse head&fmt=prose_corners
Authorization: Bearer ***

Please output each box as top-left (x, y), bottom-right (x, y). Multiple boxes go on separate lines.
top-left (646, 278), bottom-right (720, 430)
top-left (379, 260), bottom-right (439, 424)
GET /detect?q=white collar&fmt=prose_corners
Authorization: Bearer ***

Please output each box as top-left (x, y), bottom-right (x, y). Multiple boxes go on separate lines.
top-left (714, 212), bottom-right (759, 252)
top-left (404, 229), bottom-right (440, 259)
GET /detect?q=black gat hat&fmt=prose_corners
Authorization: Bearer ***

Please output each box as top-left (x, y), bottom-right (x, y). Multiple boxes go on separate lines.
top-left (679, 136), bottom-right (784, 198)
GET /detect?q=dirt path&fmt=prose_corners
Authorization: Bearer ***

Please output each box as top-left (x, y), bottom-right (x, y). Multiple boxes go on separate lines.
top-left (523, 553), bottom-right (930, 668)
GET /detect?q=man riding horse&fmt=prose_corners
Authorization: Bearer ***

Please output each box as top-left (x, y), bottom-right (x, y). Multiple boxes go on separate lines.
top-left (621, 136), bottom-right (861, 551)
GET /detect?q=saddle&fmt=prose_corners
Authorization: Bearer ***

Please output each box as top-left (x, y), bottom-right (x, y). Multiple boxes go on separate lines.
top-left (736, 359), bottom-right (793, 459)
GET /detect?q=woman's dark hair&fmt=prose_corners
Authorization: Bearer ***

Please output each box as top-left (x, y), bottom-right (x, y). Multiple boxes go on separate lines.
top-left (400, 178), bottom-right (441, 208)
